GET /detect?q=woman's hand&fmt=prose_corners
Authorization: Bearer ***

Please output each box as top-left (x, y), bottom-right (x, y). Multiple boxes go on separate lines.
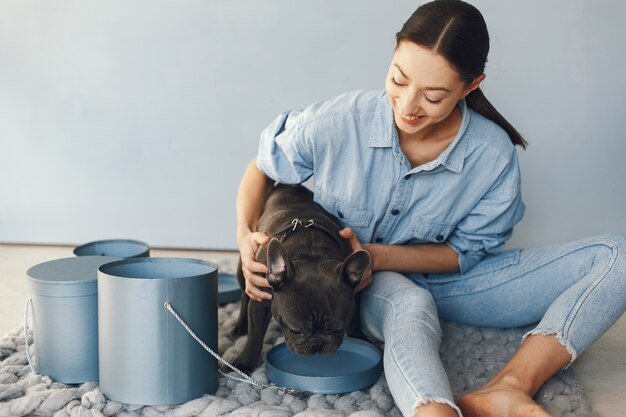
top-left (339, 227), bottom-right (373, 292)
top-left (238, 231), bottom-right (273, 302)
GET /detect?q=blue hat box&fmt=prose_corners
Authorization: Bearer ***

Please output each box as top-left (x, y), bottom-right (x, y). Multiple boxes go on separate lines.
top-left (97, 257), bottom-right (218, 405)
top-left (74, 239), bottom-right (150, 258)
top-left (26, 256), bottom-right (121, 383)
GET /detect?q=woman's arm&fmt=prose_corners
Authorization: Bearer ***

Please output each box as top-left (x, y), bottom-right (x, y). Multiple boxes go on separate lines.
top-left (236, 158), bottom-right (275, 301)
top-left (339, 228), bottom-right (460, 293)
top-left (365, 243), bottom-right (460, 274)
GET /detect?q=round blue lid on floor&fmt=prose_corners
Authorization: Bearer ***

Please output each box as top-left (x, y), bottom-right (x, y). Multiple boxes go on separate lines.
top-left (218, 273), bottom-right (241, 304)
top-left (266, 337), bottom-right (382, 394)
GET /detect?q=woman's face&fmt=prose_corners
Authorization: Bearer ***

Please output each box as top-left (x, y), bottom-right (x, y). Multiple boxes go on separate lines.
top-left (385, 41), bottom-right (483, 139)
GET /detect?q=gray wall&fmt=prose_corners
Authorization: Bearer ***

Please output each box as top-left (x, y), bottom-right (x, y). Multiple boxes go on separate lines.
top-left (1, 1), bottom-right (624, 250)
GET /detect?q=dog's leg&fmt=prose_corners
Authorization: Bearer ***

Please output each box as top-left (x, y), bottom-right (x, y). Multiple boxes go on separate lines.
top-left (232, 297), bottom-right (272, 372)
top-left (233, 259), bottom-right (249, 337)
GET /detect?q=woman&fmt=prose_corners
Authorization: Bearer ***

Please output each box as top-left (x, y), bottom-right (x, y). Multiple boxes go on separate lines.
top-left (236, 1), bottom-right (626, 416)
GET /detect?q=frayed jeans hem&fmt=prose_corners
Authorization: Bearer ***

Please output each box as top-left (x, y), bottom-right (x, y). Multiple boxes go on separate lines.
top-left (521, 328), bottom-right (578, 368)
top-left (411, 395), bottom-right (462, 417)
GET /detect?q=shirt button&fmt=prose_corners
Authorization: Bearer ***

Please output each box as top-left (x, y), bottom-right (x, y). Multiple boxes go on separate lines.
top-left (461, 249), bottom-right (469, 255)
top-left (435, 234), bottom-right (444, 242)
top-left (337, 211), bottom-right (344, 219)
top-left (391, 209), bottom-right (400, 216)
top-left (375, 237), bottom-right (383, 243)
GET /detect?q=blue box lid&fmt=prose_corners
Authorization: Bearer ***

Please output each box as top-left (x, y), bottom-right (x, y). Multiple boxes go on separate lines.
top-left (27, 256), bottom-right (121, 297)
top-left (73, 239), bottom-right (150, 258)
top-left (265, 337), bottom-right (383, 394)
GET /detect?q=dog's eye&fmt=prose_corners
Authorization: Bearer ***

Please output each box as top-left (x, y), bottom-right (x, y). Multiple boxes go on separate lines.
top-left (289, 328), bottom-right (305, 336)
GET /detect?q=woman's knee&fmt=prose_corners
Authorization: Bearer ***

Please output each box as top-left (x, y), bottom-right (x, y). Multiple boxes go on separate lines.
top-left (605, 233), bottom-right (626, 253)
top-left (361, 271), bottom-right (441, 338)
top-left (558, 234), bottom-right (626, 274)
top-left (382, 283), bottom-right (441, 340)
top-left (366, 272), bottom-right (437, 314)
top-left (588, 234), bottom-right (626, 268)
top-left (393, 283), bottom-right (438, 316)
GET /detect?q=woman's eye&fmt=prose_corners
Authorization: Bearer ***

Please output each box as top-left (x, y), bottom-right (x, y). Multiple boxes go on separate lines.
top-left (425, 96), bottom-right (442, 104)
top-left (390, 78), bottom-right (405, 86)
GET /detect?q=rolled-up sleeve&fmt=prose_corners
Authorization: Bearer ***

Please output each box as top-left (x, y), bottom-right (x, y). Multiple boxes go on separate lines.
top-left (256, 110), bottom-right (314, 184)
top-left (447, 151), bottom-right (526, 273)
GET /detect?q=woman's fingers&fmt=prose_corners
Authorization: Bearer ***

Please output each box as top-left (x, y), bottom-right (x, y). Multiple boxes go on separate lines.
top-left (241, 261), bottom-right (272, 301)
top-left (242, 263), bottom-right (273, 301)
top-left (238, 231), bottom-right (273, 301)
top-left (243, 262), bottom-right (271, 288)
top-left (338, 227), bottom-right (353, 238)
top-left (251, 231), bottom-right (271, 246)
top-left (245, 279), bottom-right (272, 301)
top-left (339, 227), bottom-right (363, 252)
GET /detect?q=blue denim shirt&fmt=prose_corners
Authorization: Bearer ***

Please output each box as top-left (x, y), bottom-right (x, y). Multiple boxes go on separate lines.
top-left (256, 90), bottom-right (525, 274)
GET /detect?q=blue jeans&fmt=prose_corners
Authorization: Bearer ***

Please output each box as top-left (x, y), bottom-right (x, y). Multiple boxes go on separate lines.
top-left (360, 234), bottom-right (626, 417)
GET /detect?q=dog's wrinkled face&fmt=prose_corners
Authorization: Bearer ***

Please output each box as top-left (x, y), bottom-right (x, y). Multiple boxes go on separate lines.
top-left (266, 238), bottom-right (370, 356)
top-left (272, 282), bottom-right (354, 355)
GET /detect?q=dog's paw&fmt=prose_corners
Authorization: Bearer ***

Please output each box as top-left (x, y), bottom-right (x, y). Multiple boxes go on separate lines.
top-left (226, 353), bottom-right (259, 374)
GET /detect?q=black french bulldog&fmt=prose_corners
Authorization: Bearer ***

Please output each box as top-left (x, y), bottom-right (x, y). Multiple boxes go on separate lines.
top-left (232, 184), bottom-right (371, 371)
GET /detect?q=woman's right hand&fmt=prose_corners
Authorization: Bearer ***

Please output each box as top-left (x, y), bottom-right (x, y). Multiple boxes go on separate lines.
top-left (238, 231), bottom-right (273, 302)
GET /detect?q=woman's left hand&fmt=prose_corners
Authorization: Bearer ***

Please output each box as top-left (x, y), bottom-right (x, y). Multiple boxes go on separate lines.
top-left (339, 227), bottom-right (373, 292)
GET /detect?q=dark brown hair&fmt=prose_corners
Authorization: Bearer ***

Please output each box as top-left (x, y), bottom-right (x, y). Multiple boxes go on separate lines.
top-left (396, 0), bottom-right (527, 148)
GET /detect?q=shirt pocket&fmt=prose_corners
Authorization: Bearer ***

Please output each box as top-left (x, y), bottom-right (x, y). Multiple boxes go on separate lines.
top-left (411, 217), bottom-right (455, 244)
top-left (313, 191), bottom-right (373, 229)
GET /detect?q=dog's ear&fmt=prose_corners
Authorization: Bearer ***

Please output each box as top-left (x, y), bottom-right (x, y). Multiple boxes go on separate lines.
top-left (267, 238), bottom-right (291, 290)
top-left (340, 250), bottom-right (371, 288)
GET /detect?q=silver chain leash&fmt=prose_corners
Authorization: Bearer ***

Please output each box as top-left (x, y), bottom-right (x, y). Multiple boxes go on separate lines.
top-left (163, 301), bottom-right (312, 398)
top-left (24, 297), bottom-right (36, 374)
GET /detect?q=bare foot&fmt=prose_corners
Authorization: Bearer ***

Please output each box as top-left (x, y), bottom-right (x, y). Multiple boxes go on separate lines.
top-left (458, 383), bottom-right (552, 417)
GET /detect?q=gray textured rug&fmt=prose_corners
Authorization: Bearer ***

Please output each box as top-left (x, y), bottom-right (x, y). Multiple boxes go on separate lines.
top-left (0, 256), bottom-right (595, 417)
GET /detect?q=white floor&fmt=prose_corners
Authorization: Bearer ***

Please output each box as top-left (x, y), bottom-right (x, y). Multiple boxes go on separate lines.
top-left (1, 243), bottom-right (624, 416)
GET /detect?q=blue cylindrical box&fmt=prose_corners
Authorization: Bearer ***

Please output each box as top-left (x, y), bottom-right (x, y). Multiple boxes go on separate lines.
top-left (26, 256), bottom-right (121, 383)
top-left (74, 239), bottom-right (150, 258)
top-left (97, 257), bottom-right (218, 405)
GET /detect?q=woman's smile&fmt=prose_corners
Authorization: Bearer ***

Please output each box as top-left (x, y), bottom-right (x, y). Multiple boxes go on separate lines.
top-left (399, 113), bottom-right (426, 125)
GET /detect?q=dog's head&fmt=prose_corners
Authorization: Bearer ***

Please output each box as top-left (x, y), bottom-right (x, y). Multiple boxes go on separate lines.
top-left (265, 238), bottom-right (370, 356)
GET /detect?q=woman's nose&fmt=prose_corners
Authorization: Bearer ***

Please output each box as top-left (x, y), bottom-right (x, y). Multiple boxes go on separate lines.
top-left (399, 90), bottom-right (420, 114)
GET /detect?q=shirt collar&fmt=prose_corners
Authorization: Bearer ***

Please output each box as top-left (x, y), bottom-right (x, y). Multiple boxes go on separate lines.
top-left (368, 92), bottom-right (394, 147)
top-left (437, 99), bottom-right (469, 174)
top-left (368, 91), bottom-right (471, 174)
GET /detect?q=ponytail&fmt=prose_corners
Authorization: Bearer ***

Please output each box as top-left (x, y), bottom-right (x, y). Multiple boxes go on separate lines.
top-left (466, 88), bottom-right (527, 149)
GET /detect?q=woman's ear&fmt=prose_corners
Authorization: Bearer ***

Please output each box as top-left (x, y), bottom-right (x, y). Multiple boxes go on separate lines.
top-left (462, 73), bottom-right (486, 99)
